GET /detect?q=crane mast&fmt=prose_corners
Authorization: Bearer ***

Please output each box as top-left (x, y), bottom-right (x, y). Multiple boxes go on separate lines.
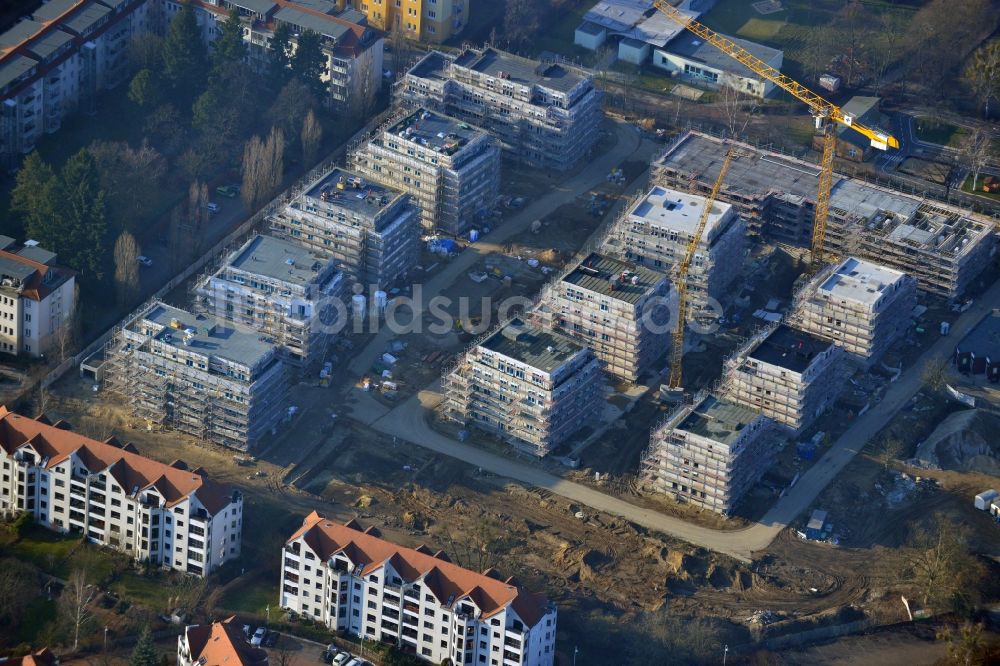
top-left (653, 0), bottom-right (899, 264)
top-left (667, 147), bottom-right (736, 390)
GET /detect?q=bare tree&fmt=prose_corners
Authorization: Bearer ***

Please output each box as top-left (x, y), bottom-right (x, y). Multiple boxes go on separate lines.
top-left (51, 282), bottom-right (80, 364)
top-left (902, 519), bottom-right (983, 612)
top-left (241, 130), bottom-right (284, 211)
top-left (921, 355), bottom-right (950, 393)
top-left (873, 435), bottom-right (906, 470)
top-left (870, 12), bottom-right (905, 95)
top-left (301, 109), bottom-right (323, 168)
top-left (937, 622), bottom-right (986, 666)
top-left (959, 126), bottom-right (993, 192)
top-left (720, 83), bottom-right (760, 138)
top-left (113, 232), bottom-right (141, 308)
top-left (965, 42), bottom-right (1000, 119)
top-left (60, 568), bottom-right (96, 651)
top-left (265, 127), bottom-right (285, 200)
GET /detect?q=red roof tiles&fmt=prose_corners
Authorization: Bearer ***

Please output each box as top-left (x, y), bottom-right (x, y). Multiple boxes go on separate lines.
top-left (287, 512), bottom-right (550, 627)
top-left (0, 407), bottom-right (236, 514)
top-left (184, 616), bottom-right (268, 666)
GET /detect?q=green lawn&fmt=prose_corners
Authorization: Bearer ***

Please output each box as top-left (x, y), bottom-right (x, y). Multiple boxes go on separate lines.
top-left (962, 174), bottom-right (1000, 200)
top-left (6, 525), bottom-right (82, 576)
top-left (217, 574), bottom-right (277, 615)
top-left (528, 3), bottom-right (603, 64)
top-left (110, 571), bottom-right (176, 610)
top-left (914, 117), bottom-right (968, 147)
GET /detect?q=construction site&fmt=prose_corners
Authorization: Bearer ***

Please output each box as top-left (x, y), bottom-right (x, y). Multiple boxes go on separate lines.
top-left (653, 131), bottom-right (996, 301)
top-left (350, 108), bottom-right (501, 236)
top-left (401, 47), bottom-right (603, 172)
top-left (533, 252), bottom-right (671, 382)
top-left (268, 166), bottom-right (421, 291)
top-left (193, 234), bottom-right (347, 367)
top-left (100, 301), bottom-right (290, 451)
top-left (788, 256), bottom-right (918, 366)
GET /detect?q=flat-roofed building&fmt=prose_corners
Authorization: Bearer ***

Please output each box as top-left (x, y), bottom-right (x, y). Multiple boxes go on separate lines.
top-left (196, 234), bottom-right (346, 367)
top-left (789, 257), bottom-right (916, 365)
top-left (444, 319), bottom-right (604, 456)
top-left (606, 184), bottom-right (746, 319)
top-left (652, 32), bottom-right (784, 98)
top-left (642, 393), bottom-right (773, 514)
top-left (269, 166), bottom-right (420, 289)
top-left (281, 512), bottom-right (556, 666)
top-left (721, 324), bottom-right (844, 434)
top-left (0, 407), bottom-right (243, 577)
top-left (535, 252), bottom-right (670, 382)
top-left (402, 47), bottom-right (602, 171)
top-left (0, 237), bottom-right (76, 358)
top-left (351, 108), bottom-right (500, 235)
top-left (653, 131), bottom-right (994, 300)
top-left (105, 301), bottom-right (289, 451)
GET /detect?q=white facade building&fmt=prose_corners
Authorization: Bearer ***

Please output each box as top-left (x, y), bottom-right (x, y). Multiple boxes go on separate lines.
top-left (0, 407), bottom-right (243, 577)
top-left (653, 32), bottom-right (784, 98)
top-left (0, 238), bottom-right (76, 358)
top-left (281, 512), bottom-right (557, 666)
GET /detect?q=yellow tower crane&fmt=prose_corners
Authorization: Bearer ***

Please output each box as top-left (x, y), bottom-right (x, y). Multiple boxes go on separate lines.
top-left (668, 146), bottom-right (735, 390)
top-left (653, 0), bottom-right (900, 264)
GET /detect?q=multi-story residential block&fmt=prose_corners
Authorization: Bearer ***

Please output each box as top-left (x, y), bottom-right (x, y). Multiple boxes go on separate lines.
top-left (269, 167), bottom-right (420, 290)
top-left (653, 131), bottom-right (995, 300)
top-left (534, 253), bottom-right (670, 382)
top-left (402, 48), bottom-right (602, 171)
top-left (180, 0), bottom-right (384, 110)
top-left (642, 393), bottom-right (773, 515)
top-left (0, 407), bottom-right (243, 576)
top-left (789, 257), bottom-right (917, 366)
top-left (720, 324), bottom-right (844, 434)
top-left (606, 184), bottom-right (746, 319)
top-left (178, 617), bottom-right (268, 666)
top-left (355, 0), bottom-right (467, 42)
top-left (281, 512), bottom-right (557, 666)
top-left (105, 301), bottom-right (289, 451)
top-left (1, 0), bottom-right (155, 168)
top-left (444, 318), bottom-right (605, 457)
top-left (0, 238), bottom-right (76, 358)
top-left (196, 234), bottom-right (346, 367)
top-left (351, 108), bottom-right (500, 235)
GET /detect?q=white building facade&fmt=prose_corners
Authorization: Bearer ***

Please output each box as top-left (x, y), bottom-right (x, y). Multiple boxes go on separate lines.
top-left (281, 512), bottom-right (557, 666)
top-left (0, 407), bottom-right (242, 577)
top-left (0, 239), bottom-right (76, 358)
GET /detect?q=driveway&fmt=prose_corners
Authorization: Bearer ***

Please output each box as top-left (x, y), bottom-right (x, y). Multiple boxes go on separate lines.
top-left (352, 277), bottom-right (1000, 562)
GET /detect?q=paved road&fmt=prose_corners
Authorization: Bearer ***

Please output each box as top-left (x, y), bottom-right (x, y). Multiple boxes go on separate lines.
top-left (353, 278), bottom-right (1000, 562)
top-left (347, 120), bottom-right (651, 375)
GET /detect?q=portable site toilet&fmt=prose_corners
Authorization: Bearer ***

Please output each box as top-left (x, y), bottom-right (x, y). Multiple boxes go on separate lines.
top-left (806, 510), bottom-right (828, 540)
top-left (975, 489), bottom-right (999, 510)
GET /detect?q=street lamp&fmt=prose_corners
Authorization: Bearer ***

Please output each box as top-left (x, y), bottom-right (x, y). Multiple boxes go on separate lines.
top-left (573, 646), bottom-right (578, 666)
top-left (723, 644), bottom-right (729, 665)
top-left (265, 605), bottom-right (270, 627)
top-left (104, 626), bottom-right (109, 652)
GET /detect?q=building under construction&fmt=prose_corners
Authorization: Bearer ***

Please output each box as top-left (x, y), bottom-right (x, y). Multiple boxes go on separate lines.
top-left (653, 131), bottom-right (995, 300)
top-left (195, 234), bottom-right (347, 367)
top-left (720, 324), bottom-right (844, 434)
top-left (401, 47), bottom-right (602, 171)
top-left (534, 252), bottom-right (670, 382)
top-left (350, 108), bottom-right (501, 236)
top-left (104, 301), bottom-right (289, 451)
top-left (604, 184), bottom-right (746, 318)
top-left (443, 318), bottom-right (604, 457)
top-left (641, 393), bottom-right (773, 515)
top-left (789, 256), bottom-right (917, 366)
top-left (269, 167), bottom-right (420, 291)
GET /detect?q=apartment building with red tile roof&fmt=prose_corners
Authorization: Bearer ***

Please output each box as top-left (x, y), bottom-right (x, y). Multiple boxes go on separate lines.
top-left (0, 407), bottom-right (243, 577)
top-left (281, 512), bottom-right (556, 666)
top-left (0, 237), bottom-right (76, 358)
top-left (177, 617), bottom-right (268, 666)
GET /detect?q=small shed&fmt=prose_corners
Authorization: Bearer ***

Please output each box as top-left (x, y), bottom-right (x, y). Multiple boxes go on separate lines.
top-left (975, 489), bottom-right (999, 510)
top-left (805, 509), bottom-right (828, 540)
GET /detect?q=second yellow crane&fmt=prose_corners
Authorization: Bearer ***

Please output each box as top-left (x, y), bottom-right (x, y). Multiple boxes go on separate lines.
top-left (653, 0), bottom-right (899, 264)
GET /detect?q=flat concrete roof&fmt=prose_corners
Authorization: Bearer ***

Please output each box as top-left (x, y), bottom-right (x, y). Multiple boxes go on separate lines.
top-left (676, 394), bottom-right (761, 446)
top-left (817, 257), bottom-right (907, 306)
top-left (480, 319), bottom-right (587, 373)
top-left (0, 54), bottom-right (39, 90)
top-left (575, 20), bottom-right (605, 36)
top-left (388, 108), bottom-right (486, 156)
top-left (629, 184), bottom-right (734, 237)
top-left (0, 255), bottom-right (38, 284)
top-left (562, 252), bottom-right (665, 304)
top-left (664, 32), bottom-right (781, 78)
top-left (274, 6), bottom-right (348, 40)
top-left (227, 235), bottom-right (333, 287)
top-left (229, 0), bottom-right (279, 14)
top-left (749, 324), bottom-right (833, 373)
top-left (0, 20), bottom-right (45, 49)
top-left (452, 47), bottom-right (587, 95)
top-left (303, 167), bottom-right (404, 217)
top-left (17, 245), bottom-right (57, 265)
top-left (24, 27), bottom-right (73, 60)
top-left (140, 302), bottom-right (276, 369)
top-left (60, 1), bottom-right (111, 35)
top-left (956, 309), bottom-right (1000, 358)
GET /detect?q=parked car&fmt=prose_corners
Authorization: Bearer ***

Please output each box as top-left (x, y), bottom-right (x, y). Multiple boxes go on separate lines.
top-left (263, 631), bottom-right (278, 647)
top-left (206, 202), bottom-right (221, 214)
top-left (250, 627), bottom-right (266, 646)
top-left (332, 653), bottom-right (352, 666)
top-left (216, 184), bottom-right (239, 198)
top-left (136, 255), bottom-right (153, 267)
